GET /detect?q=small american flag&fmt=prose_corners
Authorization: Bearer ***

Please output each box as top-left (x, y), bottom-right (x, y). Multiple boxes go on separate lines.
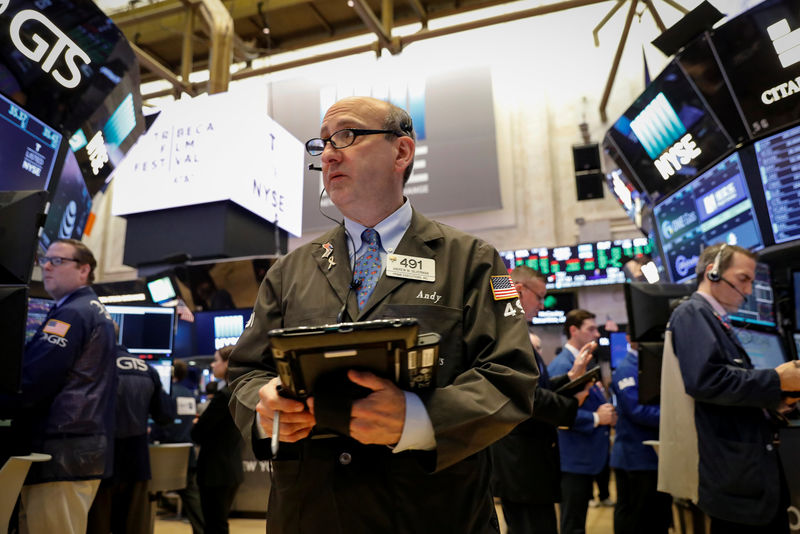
top-left (43, 319), bottom-right (71, 337)
top-left (490, 275), bottom-right (518, 300)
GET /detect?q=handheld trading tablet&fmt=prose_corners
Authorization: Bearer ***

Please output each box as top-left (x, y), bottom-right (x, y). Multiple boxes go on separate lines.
top-left (268, 318), bottom-right (440, 399)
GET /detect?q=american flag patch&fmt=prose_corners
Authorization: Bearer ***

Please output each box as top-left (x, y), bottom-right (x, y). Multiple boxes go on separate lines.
top-left (490, 275), bottom-right (518, 300)
top-left (43, 319), bottom-right (71, 337)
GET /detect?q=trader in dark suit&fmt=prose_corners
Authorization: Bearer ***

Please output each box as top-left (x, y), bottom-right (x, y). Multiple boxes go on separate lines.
top-left (663, 243), bottom-right (800, 533)
top-left (192, 345), bottom-right (243, 534)
top-left (491, 266), bottom-right (593, 534)
top-left (228, 96), bottom-right (539, 534)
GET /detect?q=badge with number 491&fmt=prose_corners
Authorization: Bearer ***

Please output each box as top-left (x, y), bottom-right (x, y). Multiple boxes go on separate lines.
top-left (386, 254), bottom-right (435, 282)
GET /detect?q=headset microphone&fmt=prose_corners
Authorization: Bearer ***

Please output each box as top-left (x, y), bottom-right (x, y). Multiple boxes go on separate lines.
top-left (308, 163), bottom-right (322, 171)
top-left (721, 277), bottom-right (748, 300)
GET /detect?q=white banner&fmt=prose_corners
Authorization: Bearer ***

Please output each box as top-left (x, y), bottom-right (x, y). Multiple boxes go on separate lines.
top-left (111, 89), bottom-right (304, 237)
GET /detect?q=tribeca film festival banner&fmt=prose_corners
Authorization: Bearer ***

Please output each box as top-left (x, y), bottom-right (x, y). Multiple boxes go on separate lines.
top-left (111, 88), bottom-right (304, 237)
top-left (268, 63), bottom-right (503, 233)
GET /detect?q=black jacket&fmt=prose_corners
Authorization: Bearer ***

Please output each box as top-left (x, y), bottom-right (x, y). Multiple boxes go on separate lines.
top-left (192, 385), bottom-right (243, 487)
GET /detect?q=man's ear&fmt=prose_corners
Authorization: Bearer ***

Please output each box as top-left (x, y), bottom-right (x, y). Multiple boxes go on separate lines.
top-left (78, 262), bottom-right (91, 282)
top-left (394, 136), bottom-right (415, 173)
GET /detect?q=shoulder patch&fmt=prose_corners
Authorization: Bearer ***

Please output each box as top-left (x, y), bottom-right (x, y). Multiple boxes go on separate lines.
top-left (43, 319), bottom-right (71, 337)
top-left (490, 275), bottom-right (518, 300)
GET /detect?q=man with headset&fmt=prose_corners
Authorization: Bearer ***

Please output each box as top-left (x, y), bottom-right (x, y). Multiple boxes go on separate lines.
top-left (664, 242), bottom-right (800, 533)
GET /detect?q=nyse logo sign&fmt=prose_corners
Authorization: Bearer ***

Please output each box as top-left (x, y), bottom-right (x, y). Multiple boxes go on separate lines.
top-left (653, 134), bottom-right (702, 180)
top-left (0, 1), bottom-right (92, 89)
top-left (761, 19), bottom-right (800, 105)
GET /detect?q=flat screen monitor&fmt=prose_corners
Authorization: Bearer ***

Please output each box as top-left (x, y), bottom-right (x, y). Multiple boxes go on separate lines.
top-left (653, 151), bottom-right (764, 283)
top-left (711, 0), bottom-right (800, 139)
top-left (531, 291), bottom-right (576, 326)
top-left (148, 358), bottom-right (173, 396)
top-left (0, 190), bottom-right (48, 285)
top-left (194, 308), bottom-right (251, 355)
top-left (729, 262), bottom-right (776, 327)
top-left (105, 305), bottom-right (175, 356)
top-left (500, 238), bottom-right (655, 290)
top-left (610, 331), bottom-right (629, 369)
top-left (754, 122), bottom-right (800, 244)
top-left (146, 276), bottom-right (178, 305)
top-left (0, 91), bottom-right (63, 191)
top-left (732, 328), bottom-right (789, 370)
top-left (624, 282), bottom-right (694, 342)
top-left (26, 297), bottom-right (54, 344)
top-left (38, 150), bottom-right (92, 254)
top-left (1, 285), bottom-right (28, 394)
top-left (605, 60), bottom-right (734, 203)
top-left (638, 341), bottom-right (664, 405)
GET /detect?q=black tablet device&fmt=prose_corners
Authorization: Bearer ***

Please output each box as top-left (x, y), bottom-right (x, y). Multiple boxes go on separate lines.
top-left (554, 367), bottom-right (601, 397)
top-left (268, 318), bottom-right (439, 399)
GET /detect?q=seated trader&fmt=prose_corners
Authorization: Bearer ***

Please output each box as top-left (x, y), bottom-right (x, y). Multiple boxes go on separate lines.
top-left (609, 336), bottom-right (671, 534)
top-left (662, 243), bottom-right (800, 533)
top-left (16, 239), bottom-right (116, 533)
top-left (228, 96), bottom-right (539, 534)
top-left (88, 339), bottom-right (173, 534)
top-left (491, 266), bottom-right (594, 534)
top-left (548, 309), bottom-right (617, 534)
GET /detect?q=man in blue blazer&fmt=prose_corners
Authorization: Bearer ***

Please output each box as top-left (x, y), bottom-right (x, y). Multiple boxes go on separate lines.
top-left (548, 309), bottom-right (616, 534)
top-left (667, 243), bottom-right (800, 533)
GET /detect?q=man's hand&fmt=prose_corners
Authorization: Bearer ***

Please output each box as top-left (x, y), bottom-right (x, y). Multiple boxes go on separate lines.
top-left (573, 382), bottom-right (593, 406)
top-left (596, 403), bottom-right (617, 426)
top-left (320, 370), bottom-right (406, 445)
top-left (567, 341), bottom-right (597, 381)
top-left (255, 377), bottom-right (315, 443)
top-left (776, 361), bottom-right (800, 393)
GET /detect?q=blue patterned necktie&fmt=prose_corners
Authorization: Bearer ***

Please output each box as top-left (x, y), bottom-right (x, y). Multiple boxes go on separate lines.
top-left (354, 228), bottom-right (381, 309)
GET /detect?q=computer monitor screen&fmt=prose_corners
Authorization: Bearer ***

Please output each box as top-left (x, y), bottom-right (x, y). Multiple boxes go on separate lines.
top-left (711, 0), bottom-right (800, 139)
top-left (1, 286), bottom-right (28, 394)
top-left (0, 190), bottom-right (48, 285)
top-left (0, 92), bottom-right (63, 191)
top-left (653, 151), bottom-right (764, 282)
top-left (500, 238), bottom-right (655, 290)
top-left (610, 331), bottom-right (629, 369)
top-left (105, 305), bottom-right (175, 356)
top-left (754, 123), bottom-right (800, 244)
top-left (26, 297), bottom-right (54, 343)
top-left (194, 308), bottom-right (251, 355)
top-left (531, 292), bottom-right (576, 325)
top-left (732, 328), bottom-right (788, 370)
top-left (729, 262), bottom-right (776, 327)
top-left (624, 282), bottom-right (694, 342)
top-left (605, 60), bottom-right (733, 202)
top-left (38, 151), bottom-right (92, 253)
top-left (148, 359), bottom-right (173, 396)
top-left (146, 276), bottom-right (177, 305)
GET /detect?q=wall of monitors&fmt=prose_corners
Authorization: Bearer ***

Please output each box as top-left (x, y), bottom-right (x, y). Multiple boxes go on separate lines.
top-left (754, 122), bottom-right (800, 244)
top-left (500, 238), bottom-right (654, 290)
top-left (653, 151), bottom-right (764, 283)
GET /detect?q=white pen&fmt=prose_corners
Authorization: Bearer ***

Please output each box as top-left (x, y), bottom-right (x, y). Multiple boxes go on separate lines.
top-left (271, 410), bottom-right (280, 457)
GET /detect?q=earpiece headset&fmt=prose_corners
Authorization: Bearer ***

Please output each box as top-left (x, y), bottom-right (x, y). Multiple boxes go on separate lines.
top-left (706, 243), bottom-right (726, 282)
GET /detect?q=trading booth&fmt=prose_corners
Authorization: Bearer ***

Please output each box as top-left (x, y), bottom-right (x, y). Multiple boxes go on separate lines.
top-left (602, 0), bottom-right (800, 528)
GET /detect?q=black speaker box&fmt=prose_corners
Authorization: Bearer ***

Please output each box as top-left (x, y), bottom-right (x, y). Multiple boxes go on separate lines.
top-left (572, 143), bottom-right (601, 172)
top-left (576, 171), bottom-right (605, 201)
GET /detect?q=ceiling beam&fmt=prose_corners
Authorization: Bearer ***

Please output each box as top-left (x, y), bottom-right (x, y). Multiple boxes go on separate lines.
top-left (132, 42), bottom-right (197, 96)
top-left (349, 0), bottom-right (393, 50)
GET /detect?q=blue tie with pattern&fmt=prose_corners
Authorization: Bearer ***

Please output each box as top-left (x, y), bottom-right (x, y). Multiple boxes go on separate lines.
top-left (354, 228), bottom-right (381, 309)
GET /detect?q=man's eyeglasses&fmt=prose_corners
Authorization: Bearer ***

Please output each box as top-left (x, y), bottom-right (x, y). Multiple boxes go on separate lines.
top-left (38, 256), bottom-right (80, 267)
top-left (521, 284), bottom-right (546, 301)
top-left (305, 128), bottom-right (403, 156)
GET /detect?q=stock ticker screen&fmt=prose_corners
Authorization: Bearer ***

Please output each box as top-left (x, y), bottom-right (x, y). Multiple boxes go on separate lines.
top-left (729, 262), bottom-right (776, 327)
top-left (654, 151), bottom-right (764, 283)
top-left (755, 122), bottom-right (800, 244)
top-left (500, 237), bottom-right (654, 290)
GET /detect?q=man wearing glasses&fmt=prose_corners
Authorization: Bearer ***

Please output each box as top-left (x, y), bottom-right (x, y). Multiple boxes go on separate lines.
top-left (228, 96), bottom-right (539, 533)
top-left (16, 239), bottom-right (116, 533)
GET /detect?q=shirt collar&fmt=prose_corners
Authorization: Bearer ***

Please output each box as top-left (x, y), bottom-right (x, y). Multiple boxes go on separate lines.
top-left (697, 290), bottom-right (729, 319)
top-left (55, 286), bottom-right (85, 308)
top-left (344, 198), bottom-right (412, 257)
top-left (564, 343), bottom-right (580, 359)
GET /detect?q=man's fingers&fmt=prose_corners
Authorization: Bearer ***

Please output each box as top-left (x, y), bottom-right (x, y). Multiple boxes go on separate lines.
top-left (347, 369), bottom-right (389, 391)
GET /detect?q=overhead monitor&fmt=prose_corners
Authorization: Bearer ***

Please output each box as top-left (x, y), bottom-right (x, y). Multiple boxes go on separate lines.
top-left (0, 190), bottom-right (48, 285)
top-left (653, 151), bottom-right (764, 283)
top-left (732, 328), bottom-right (789, 370)
top-left (729, 262), bottom-right (776, 328)
top-left (105, 304), bottom-right (175, 356)
top-left (0, 90), bottom-right (64, 191)
top-left (500, 238), bottom-right (655, 290)
top-left (530, 291), bottom-right (576, 325)
top-left (38, 150), bottom-right (92, 254)
top-left (603, 166), bottom-right (652, 230)
top-left (754, 122), bottom-right (800, 244)
top-left (711, 0), bottom-right (800, 139)
top-left (624, 282), bottom-right (694, 342)
top-left (605, 60), bottom-right (734, 203)
top-left (146, 275), bottom-right (178, 305)
top-left (194, 308), bottom-right (252, 355)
